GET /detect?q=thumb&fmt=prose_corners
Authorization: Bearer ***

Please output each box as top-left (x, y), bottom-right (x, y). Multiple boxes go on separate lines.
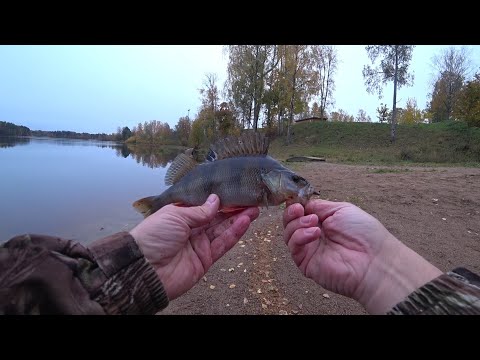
top-left (177, 194), bottom-right (220, 228)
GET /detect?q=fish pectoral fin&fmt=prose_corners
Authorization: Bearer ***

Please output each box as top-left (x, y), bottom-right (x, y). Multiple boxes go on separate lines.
top-left (165, 153), bottom-right (198, 186)
top-left (219, 207), bottom-right (248, 213)
top-left (263, 192), bottom-right (269, 209)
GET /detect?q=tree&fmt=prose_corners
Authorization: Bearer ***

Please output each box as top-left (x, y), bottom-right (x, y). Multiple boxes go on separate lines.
top-left (284, 45), bottom-right (316, 144)
top-left (454, 72), bottom-right (480, 127)
top-left (330, 109), bottom-right (354, 122)
top-left (376, 103), bottom-right (389, 123)
top-left (121, 126), bottom-right (132, 140)
top-left (312, 45), bottom-right (338, 120)
top-left (355, 109), bottom-right (371, 122)
top-left (175, 116), bottom-right (192, 146)
top-left (224, 45), bottom-right (279, 131)
top-left (397, 98), bottom-right (422, 125)
top-left (198, 73), bottom-right (220, 139)
top-left (362, 45), bottom-right (415, 142)
top-left (429, 46), bottom-right (473, 122)
top-left (217, 102), bottom-right (238, 136)
top-left (189, 117), bottom-right (206, 148)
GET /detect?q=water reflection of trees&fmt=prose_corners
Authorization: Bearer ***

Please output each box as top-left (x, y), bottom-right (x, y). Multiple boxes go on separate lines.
top-left (0, 136), bottom-right (31, 148)
top-left (111, 143), bottom-right (182, 168)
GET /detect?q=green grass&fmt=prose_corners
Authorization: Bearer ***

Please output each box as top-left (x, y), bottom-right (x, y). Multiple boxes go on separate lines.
top-left (268, 121), bottom-right (480, 166)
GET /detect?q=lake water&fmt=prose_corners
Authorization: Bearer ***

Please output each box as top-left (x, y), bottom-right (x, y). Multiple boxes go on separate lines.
top-left (0, 137), bottom-right (180, 244)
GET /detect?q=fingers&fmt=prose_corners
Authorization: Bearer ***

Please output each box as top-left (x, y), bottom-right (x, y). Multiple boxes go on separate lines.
top-left (173, 194), bottom-right (221, 228)
top-left (283, 203), bottom-right (304, 228)
top-left (288, 227), bottom-right (321, 258)
top-left (205, 207), bottom-right (260, 240)
top-left (284, 213), bottom-right (319, 246)
top-left (210, 214), bottom-right (252, 263)
top-left (305, 200), bottom-right (351, 222)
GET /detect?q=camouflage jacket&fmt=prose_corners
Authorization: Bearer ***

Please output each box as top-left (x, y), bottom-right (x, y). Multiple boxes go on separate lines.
top-left (1, 232), bottom-right (479, 315)
top-left (0, 232), bottom-right (169, 314)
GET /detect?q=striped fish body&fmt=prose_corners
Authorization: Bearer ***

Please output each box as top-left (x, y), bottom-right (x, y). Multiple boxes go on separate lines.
top-left (133, 133), bottom-right (318, 217)
top-left (157, 155), bottom-right (288, 209)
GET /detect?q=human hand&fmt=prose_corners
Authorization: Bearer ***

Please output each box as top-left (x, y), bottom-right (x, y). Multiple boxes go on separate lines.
top-left (283, 200), bottom-right (442, 314)
top-left (130, 194), bottom-right (259, 301)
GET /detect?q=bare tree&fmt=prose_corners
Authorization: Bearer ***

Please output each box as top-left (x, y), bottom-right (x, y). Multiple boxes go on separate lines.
top-left (312, 45), bottom-right (338, 120)
top-left (362, 45), bottom-right (415, 142)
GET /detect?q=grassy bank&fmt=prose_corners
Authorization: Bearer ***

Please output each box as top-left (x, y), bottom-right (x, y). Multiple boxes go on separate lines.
top-left (269, 121), bottom-right (480, 166)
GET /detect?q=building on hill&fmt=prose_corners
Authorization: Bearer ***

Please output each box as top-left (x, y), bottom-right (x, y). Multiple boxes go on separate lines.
top-left (294, 116), bottom-right (328, 125)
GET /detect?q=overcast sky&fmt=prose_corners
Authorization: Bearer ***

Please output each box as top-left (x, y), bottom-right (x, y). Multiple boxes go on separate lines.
top-left (1, 45), bottom-right (479, 133)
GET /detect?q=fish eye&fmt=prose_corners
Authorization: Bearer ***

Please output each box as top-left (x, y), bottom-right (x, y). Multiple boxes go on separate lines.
top-left (292, 175), bottom-right (305, 183)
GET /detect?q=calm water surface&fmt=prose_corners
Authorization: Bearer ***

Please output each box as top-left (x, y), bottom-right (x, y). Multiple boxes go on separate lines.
top-left (0, 137), bottom-right (180, 244)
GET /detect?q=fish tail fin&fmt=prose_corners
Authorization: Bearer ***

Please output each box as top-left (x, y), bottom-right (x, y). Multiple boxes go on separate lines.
top-left (132, 195), bottom-right (165, 218)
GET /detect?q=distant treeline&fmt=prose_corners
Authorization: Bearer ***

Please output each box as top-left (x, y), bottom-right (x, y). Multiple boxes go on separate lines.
top-left (0, 121), bottom-right (31, 136)
top-left (0, 121), bottom-right (120, 141)
top-left (31, 130), bottom-right (117, 141)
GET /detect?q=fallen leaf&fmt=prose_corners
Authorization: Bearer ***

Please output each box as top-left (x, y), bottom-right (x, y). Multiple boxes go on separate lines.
top-left (305, 290), bottom-right (309, 294)
top-left (220, 268), bottom-right (226, 272)
top-left (322, 293), bottom-right (330, 298)
top-left (237, 262), bottom-right (243, 267)
top-left (273, 257), bottom-right (277, 262)
top-left (209, 285), bottom-right (215, 290)
top-left (239, 240), bottom-right (244, 244)
top-left (442, 218), bottom-right (447, 221)
top-left (229, 284), bottom-right (236, 289)
top-left (228, 268), bottom-right (235, 272)
top-left (279, 310), bottom-right (288, 315)
top-left (257, 289), bottom-right (262, 294)
top-left (261, 303), bottom-right (268, 309)
top-left (243, 269), bottom-right (247, 273)
top-left (203, 276), bottom-right (207, 282)
top-left (226, 304), bottom-right (230, 307)
top-left (264, 238), bottom-right (271, 242)
top-left (261, 279), bottom-right (268, 283)
top-left (240, 245), bottom-right (246, 248)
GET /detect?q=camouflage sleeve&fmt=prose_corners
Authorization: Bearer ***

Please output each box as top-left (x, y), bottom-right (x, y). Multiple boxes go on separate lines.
top-left (387, 267), bottom-right (480, 315)
top-left (0, 232), bottom-right (169, 315)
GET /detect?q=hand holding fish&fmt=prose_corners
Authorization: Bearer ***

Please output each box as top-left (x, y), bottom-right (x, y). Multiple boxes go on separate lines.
top-left (283, 200), bottom-right (443, 314)
top-left (130, 194), bottom-right (260, 301)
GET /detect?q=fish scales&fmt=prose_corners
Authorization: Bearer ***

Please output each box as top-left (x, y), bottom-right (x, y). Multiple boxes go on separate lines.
top-left (132, 133), bottom-right (319, 218)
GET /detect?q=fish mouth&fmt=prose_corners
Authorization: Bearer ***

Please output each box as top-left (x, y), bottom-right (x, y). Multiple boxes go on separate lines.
top-left (298, 184), bottom-right (318, 199)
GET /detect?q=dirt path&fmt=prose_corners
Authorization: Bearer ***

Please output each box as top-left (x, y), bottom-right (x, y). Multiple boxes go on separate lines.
top-left (161, 163), bottom-right (480, 315)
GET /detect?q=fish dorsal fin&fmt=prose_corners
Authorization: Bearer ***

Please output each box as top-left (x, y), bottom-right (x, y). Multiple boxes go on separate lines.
top-left (165, 153), bottom-right (198, 185)
top-left (206, 132), bottom-right (269, 161)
